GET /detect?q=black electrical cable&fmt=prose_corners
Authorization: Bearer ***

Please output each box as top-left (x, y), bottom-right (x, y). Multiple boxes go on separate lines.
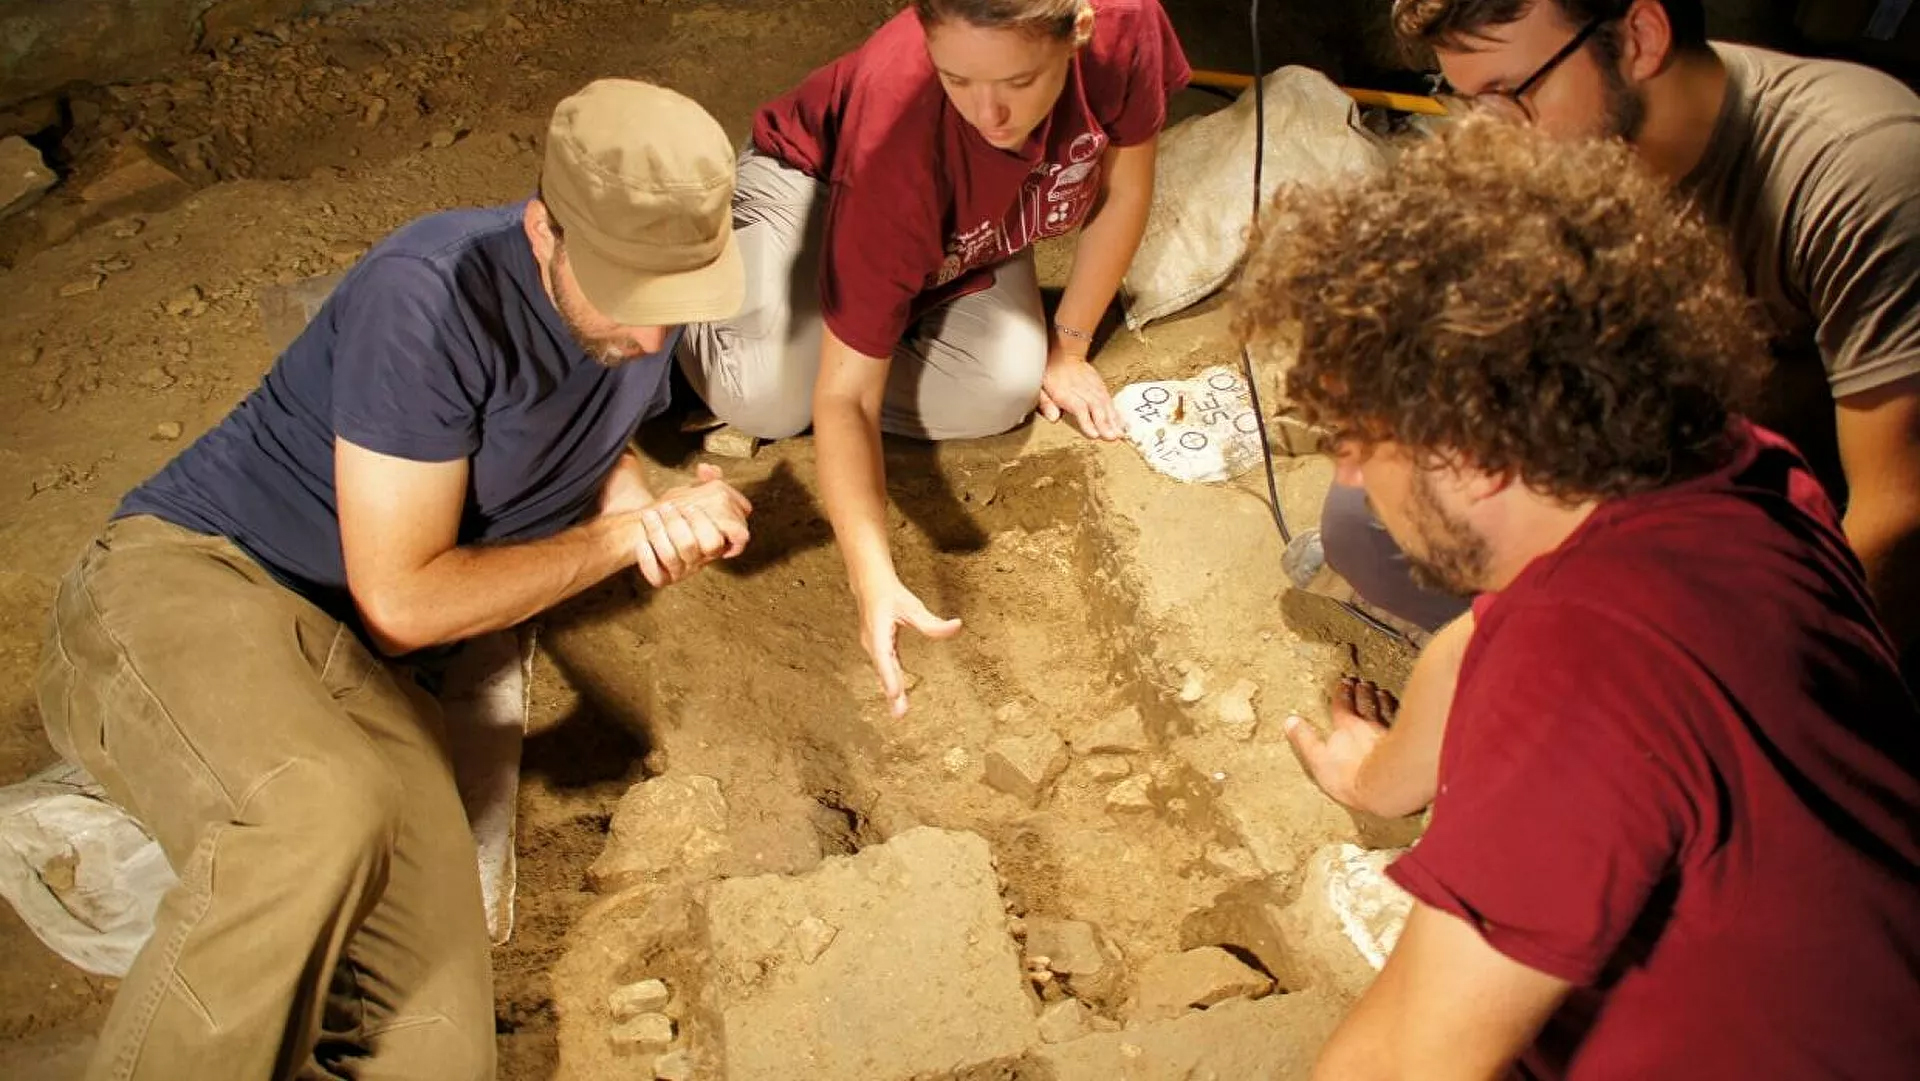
top-left (1235, 0), bottom-right (1410, 644)
top-left (1238, 0), bottom-right (1290, 545)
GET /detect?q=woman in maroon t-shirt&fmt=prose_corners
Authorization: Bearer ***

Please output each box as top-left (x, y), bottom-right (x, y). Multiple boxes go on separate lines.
top-left (679, 0), bottom-right (1189, 715)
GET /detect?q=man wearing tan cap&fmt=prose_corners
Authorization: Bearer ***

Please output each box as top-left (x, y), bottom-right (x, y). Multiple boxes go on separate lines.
top-left (34, 79), bottom-right (744, 1080)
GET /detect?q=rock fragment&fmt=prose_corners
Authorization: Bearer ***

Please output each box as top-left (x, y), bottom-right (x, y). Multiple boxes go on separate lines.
top-left (701, 425), bottom-right (758, 459)
top-left (79, 143), bottom-right (191, 219)
top-left (1202, 843), bottom-right (1263, 880)
top-left (609, 978), bottom-right (670, 1019)
top-left (1105, 775), bottom-right (1153, 815)
top-left (1177, 669), bottom-right (1206, 703)
top-left (1038, 998), bottom-right (1091, 1044)
top-left (1214, 679), bottom-right (1259, 740)
top-left (162, 285), bottom-right (207, 317)
top-left (703, 828), bottom-right (1031, 1080)
top-left (609, 1011), bottom-right (675, 1048)
top-left (0, 136), bottom-right (57, 220)
top-left (1025, 918), bottom-right (1107, 976)
top-left (983, 731), bottom-right (1068, 806)
top-left (154, 421), bottom-right (183, 440)
top-left (793, 915), bottom-right (837, 963)
top-left (1069, 705), bottom-right (1148, 755)
top-left (1128, 946), bottom-right (1272, 1023)
top-left (588, 774), bottom-right (730, 892)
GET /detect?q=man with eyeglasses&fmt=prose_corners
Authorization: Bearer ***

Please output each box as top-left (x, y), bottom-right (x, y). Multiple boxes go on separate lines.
top-left (1302, 0), bottom-right (1920, 678)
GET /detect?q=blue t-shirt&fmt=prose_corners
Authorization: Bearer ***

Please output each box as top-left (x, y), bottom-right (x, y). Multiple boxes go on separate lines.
top-left (119, 202), bottom-right (675, 624)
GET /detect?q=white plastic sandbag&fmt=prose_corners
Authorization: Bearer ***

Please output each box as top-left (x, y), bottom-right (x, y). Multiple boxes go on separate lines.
top-left (0, 761), bottom-right (175, 976)
top-left (1123, 67), bottom-right (1387, 328)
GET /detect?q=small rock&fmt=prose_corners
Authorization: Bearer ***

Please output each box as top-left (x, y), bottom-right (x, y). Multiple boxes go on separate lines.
top-left (940, 746), bottom-right (971, 776)
top-left (1215, 679), bottom-right (1259, 741)
top-left (1128, 947), bottom-right (1273, 1023)
top-left (1036, 998), bottom-right (1091, 1044)
top-left (362, 96), bottom-right (388, 126)
top-left (1082, 754), bottom-right (1131, 782)
top-left (59, 275), bottom-right (104, 298)
top-left (991, 700), bottom-right (1032, 728)
top-left (154, 421), bottom-right (183, 441)
top-left (652, 1050), bottom-right (694, 1081)
top-left (793, 915), bottom-right (837, 963)
top-left (702, 425), bottom-right (757, 459)
top-left (1177, 670), bottom-right (1207, 704)
top-left (609, 1011), bottom-right (675, 1048)
top-left (609, 978), bottom-right (671, 1019)
top-left (1025, 918), bottom-right (1106, 976)
top-left (162, 285), bottom-right (206, 317)
top-left (428, 129), bottom-right (457, 149)
top-left (983, 731), bottom-right (1068, 806)
top-left (1105, 775), bottom-right (1153, 815)
top-left (97, 255), bottom-right (134, 273)
top-left (110, 218), bottom-right (146, 239)
top-left (1202, 843), bottom-right (1263, 880)
top-left (1, 136), bottom-right (58, 221)
top-left (1069, 705), bottom-right (1149, 755)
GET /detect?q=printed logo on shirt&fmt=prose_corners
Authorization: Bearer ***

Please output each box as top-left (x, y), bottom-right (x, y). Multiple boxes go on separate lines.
top-left (933, 130), bottom-right (1109, 287)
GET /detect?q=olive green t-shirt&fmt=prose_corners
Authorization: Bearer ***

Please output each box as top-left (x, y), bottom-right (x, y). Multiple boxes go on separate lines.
top-left (1680, 44), bottom-right (1920, 496)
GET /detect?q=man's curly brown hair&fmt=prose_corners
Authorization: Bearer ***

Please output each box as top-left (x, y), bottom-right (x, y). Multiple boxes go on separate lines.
top-left (1235, 117), bottom-right (1765, 501)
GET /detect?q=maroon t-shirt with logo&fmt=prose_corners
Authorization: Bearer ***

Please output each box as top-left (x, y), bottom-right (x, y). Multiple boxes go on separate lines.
top-left (752, 0), bottom-right (1190, 357)
top-left (1390, 422), bottom-right (1920, 1079)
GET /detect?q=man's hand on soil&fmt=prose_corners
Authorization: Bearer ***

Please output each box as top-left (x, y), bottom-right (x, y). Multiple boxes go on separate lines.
top-left (1037, 354), bottom-right (1124, 441)
top-left (630, 464), bottom-right (753, 588)
top-left (1283, 677), bottom-right (1397, 811)
top-left (857, 577), bottom-right (962, 717)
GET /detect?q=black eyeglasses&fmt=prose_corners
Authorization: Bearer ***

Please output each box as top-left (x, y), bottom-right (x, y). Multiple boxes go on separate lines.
top-left (1429, 15), bottom-right (1611, 121)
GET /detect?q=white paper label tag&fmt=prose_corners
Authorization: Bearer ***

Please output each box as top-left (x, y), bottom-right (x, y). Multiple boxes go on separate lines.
top-left (1115, 365), bottom-right (1264, 484)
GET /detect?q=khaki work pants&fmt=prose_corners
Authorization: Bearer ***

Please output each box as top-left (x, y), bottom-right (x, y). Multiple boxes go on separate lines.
top-left (677, 147), bottom-right (1049, 442)
top-left (36, 516), bottom-right (495, 1081)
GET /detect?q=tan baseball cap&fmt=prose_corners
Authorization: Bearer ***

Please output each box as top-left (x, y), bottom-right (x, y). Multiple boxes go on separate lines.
top-left (540, 79), bottom-right (742, 326)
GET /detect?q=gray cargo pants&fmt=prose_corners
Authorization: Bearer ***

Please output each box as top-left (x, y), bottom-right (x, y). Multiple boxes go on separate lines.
top-left (677, 147), bottom-right (1048, 441)
top-left (1322, 482), bottom-right (1472, 634)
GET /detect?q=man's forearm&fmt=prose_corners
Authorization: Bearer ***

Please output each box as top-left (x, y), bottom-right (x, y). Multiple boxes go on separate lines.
top-left (357, 512), bottom-right (639, 656)
top-left (1353, 612), bottom-right (1474, 817)
top-left (1846, 508), bottom-right (1920, 663)
top-left (599, 449), bottom-right (656, 516)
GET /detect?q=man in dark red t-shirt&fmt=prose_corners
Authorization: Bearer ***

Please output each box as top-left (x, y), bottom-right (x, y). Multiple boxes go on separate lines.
top-left (1239, 117), bottom-right (1920, 1079)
